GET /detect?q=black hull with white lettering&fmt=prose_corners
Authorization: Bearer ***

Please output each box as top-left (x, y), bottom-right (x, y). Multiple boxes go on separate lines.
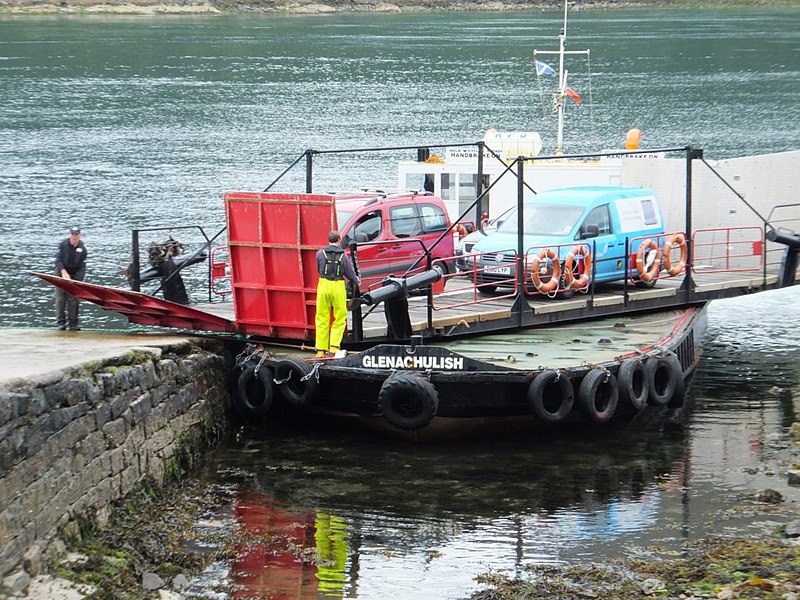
top-left (231, 304), bottom-right (706, 440)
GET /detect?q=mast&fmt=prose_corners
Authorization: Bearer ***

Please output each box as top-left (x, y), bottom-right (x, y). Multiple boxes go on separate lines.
top-left (533, 0), bottom-right (590, 155)
top-left (556, 0), bottom-right (568, 154)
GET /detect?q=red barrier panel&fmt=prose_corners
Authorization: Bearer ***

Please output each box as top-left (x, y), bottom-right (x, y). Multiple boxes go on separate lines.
top-left (225, 192), bottom-right (337, 340)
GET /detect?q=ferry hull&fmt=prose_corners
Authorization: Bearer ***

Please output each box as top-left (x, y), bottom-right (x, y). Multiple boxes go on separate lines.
top-left (232, 304), bottom-right (706, 440)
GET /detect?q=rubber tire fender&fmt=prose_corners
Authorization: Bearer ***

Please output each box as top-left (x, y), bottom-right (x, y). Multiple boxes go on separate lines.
top-left (645, 353), bottom-right (683, 407)
top-left (378, 372), bottom-right (439, 431)
top-left (234, 365), bottom-right (275, 418)
top-left (664, 352), bottom-right (686, 407)
top-left (577, 368), bottom-right (619, 425)
top-left (617, 358), bottom-right (648, 410)
top-left (527, 370), bottom-right (574, 424)
top-left (274, 357), bottom-right (317, 407)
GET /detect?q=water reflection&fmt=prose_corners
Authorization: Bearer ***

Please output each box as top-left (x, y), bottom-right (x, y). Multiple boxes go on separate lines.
top-left (197, 421), bottom-right (688, 599)
top-left (230, 493), bottom-right (346, 599)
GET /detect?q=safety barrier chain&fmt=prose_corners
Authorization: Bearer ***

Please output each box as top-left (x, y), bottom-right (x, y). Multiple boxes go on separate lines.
top-left (234, 343), bottom-right (272, 373)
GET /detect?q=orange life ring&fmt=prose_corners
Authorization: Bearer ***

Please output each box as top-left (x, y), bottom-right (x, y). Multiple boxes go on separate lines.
top-left (635, 239), bottom-right (661, 282)
top-left (530, 248), bottom-right (560, 293)
top-left (563, 244), bottom-right (592, 289)
top-left (662, 233), bottom-right (687, 276)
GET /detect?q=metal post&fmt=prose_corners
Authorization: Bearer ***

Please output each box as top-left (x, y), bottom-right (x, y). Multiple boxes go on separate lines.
top-left (623, 236), bottom-right (629, 307)
top-left (426, 252), bottom-right (434, 330)
top-left (305, 150), bottom-right (314, 194)
top-left (588, 239), bottom-right (596, 307)
top-left (476, 142), bottom-right (484, 227)
top-left (131, 230), bottom-right (141, 292)
top-left (516, 158), bottom-right (525, 327)
top-left (348, 241), bottom-right (363, 342)
top-left (682, 147), bottom-right (701, 294)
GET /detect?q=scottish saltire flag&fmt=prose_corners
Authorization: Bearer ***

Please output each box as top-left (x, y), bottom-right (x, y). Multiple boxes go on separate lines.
top-left (535, 60), bottom-right (555, 76)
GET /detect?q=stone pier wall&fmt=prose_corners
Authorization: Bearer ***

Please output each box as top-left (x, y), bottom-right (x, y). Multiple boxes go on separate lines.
top-left (0, 338), bottom-right (233, 584)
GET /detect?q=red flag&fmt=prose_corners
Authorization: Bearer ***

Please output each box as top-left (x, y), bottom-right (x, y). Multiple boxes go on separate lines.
top-left (565, 87), bottom-right (582, 104)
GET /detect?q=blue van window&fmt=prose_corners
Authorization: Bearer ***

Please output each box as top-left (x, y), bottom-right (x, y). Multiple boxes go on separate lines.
top-left (583, 205), bottom-right (612, 235)
top-left (497, 204), bottom-right (583, 236)
top-left (641, 199), bottom-right (658, 225)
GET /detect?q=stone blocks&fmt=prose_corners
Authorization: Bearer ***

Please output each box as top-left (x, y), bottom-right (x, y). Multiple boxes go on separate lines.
top-left (0, 338), bottom-right (231, 581)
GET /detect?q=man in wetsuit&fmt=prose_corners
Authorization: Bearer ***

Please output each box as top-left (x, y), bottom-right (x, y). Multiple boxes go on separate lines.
top-left (54, 225), bottom-right (88, 331)
top-left (315, 231), bottom-right (360, 358)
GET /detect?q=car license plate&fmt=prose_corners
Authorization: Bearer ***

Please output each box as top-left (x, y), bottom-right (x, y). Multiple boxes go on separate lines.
top-left (484, 266), bottom-right (511, 275)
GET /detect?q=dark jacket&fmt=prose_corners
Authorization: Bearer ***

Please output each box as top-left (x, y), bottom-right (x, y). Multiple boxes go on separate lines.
top-left (55, 238), bottom-right (87, 280)
top-left (315, 245), bottom-right (359, 284)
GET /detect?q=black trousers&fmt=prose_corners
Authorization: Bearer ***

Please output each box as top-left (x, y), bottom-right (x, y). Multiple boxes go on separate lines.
top-left (55, 287), bottom-right (80, 328)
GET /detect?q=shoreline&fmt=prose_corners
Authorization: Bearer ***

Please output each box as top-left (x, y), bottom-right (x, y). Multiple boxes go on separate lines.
top-left (2, 0), bottom-right (800, 16)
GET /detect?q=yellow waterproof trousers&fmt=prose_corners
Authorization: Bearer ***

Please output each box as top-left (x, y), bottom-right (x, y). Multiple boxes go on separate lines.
top-left (315, 278), bottom-right (347, 352)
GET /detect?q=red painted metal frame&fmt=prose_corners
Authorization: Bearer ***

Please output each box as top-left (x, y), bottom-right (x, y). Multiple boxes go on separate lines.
top-left (691, 226), bottom-right (764, 273)
top-left (225, 192), bottom-right (336, 340)
top-left (31, 272), bottom-right (234, 332)
top-left (210, 246), bottom-right (232, 297)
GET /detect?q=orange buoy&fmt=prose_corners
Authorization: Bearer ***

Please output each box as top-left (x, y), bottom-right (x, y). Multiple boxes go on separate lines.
top-left (625, 128), bottom-right (641, 150)
top-left (530, 248), bottom-right (561, 293)
top-left (563, 244), bottom-right (592, 289)
top-left (662, 233), bottom-right (688, 276)
top-left (635, 238), bottom-right (661, 282)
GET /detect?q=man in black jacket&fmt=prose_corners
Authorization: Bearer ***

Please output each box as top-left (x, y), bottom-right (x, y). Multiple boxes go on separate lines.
top-left (54, 225), bottom-right (88, 331)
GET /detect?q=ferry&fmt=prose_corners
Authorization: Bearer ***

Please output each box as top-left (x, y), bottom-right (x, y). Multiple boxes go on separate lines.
top-left (31, 3), bottom-right (800, 439)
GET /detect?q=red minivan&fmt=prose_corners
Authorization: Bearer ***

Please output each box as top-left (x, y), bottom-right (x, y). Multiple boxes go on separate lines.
top-left (334, 191), bottom-right (455, 291)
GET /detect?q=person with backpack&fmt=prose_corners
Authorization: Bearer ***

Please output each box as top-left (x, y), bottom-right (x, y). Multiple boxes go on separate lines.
top-left (315, 231), bottom-right (360, 358)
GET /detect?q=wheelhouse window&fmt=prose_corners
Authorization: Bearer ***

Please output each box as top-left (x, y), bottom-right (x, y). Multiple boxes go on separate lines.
top-left (441, 173), bottom-right (456, 205)
top-left (404, 173), bottom-right (436, 194)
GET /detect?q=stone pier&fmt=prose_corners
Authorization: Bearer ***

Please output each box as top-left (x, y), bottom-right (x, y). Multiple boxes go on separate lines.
top-left (0, 329), bottom-right (233, 595)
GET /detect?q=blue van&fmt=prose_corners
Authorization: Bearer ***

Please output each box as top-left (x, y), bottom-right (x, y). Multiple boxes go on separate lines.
top-left (469, 186), bottom-right (665, 295)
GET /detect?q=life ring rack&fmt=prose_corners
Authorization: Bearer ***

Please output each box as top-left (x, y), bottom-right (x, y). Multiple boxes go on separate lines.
top-left (530, 247), bottom-right (561, 294)
top-left (662, 232), bottom-right (688, 276)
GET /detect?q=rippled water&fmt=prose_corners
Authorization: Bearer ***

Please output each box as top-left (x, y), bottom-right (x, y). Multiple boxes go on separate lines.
top-left (1, 9), bottom-right (799, 327)
top-left (2, 11), bottom-right (799, 599)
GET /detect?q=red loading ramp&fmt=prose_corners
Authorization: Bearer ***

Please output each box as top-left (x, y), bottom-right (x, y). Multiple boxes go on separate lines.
top-left (225, 192), bottom-right (336, 341)
top-left (30, 272), bottom-right (234, 332)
